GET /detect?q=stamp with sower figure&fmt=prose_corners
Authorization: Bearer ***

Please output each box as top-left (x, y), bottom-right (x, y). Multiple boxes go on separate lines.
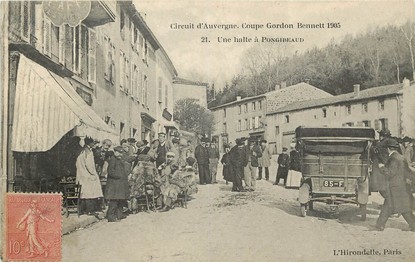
top-left (4, 193), bottom-right (62, 261)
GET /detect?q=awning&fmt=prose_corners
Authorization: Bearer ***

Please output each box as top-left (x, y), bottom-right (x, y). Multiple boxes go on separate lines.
top-left (12, 55), bottom-right (119, 152)
top-left (159, 118), bottom-right (179, 130)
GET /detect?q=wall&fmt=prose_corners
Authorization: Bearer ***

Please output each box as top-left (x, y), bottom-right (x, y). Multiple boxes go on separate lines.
top-left (266, 95), bottom-right (401, 153)
top-left (212, 97), bottom-right (266, 151)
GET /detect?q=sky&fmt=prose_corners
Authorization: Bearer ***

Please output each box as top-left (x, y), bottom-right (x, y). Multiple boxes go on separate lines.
top-left (134, 0), bottom-right (415, 89)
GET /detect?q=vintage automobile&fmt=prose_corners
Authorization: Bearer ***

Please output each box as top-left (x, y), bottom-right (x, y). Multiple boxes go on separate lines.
top-left (296, 126), bottom-right (375, 220)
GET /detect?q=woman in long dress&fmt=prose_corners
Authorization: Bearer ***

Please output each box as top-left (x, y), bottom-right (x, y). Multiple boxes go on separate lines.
top-left (76, 137), bottom-right (103, 216)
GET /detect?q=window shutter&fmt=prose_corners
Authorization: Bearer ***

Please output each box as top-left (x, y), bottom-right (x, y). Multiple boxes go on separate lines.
top-left (110, 44), bottom-right (116, 84)
top-left (22, 1), bottom-right (30, 41)
top-left (88, 28), bottom-right (96, 83)
top-left (64, 25), bottom-right (73, 70)
top-left (119, 51), bottom-right (124, 90)
top-left (9, 2), bottom-right (22, 34)
top-left (43, 18), bottom-right (51, 57)
top-left (58, 25), bottom-right (65, 64)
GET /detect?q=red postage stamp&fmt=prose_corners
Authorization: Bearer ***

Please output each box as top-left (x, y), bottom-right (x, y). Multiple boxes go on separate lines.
top-left (4, 193), bottom-right (62, 261)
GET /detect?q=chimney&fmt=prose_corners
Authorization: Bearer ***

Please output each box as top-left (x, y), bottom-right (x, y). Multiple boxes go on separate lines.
top-left (353, 84), bottom-right (360, 96)
top-left (403, 77), bottom-right (410, 88)
top-left (305, 79), bottom-right (310, 84)
top-left (236, 95), bottom-right (242, 101)
top-left (275, 84), bottom-right (280, 90)
top-left (281, 82), bottom-right (287, 88)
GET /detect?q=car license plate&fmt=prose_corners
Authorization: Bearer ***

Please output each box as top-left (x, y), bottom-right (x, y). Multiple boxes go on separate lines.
top-left (323, 180), bottom-right (344, 187)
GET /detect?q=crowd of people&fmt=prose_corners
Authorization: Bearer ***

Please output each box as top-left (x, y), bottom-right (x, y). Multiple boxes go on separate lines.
top-left (220, 137), bottom-right (300, 192)
top-left (74, 132), bottom-right (199, 222)
top-left (370, 129), bottom-right (415, 232)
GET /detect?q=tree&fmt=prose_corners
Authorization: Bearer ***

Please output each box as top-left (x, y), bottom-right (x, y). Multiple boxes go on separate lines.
top-left (401, 21), bottom-right (415, 80)
top-left (174, 98), bottom-right (215, 136)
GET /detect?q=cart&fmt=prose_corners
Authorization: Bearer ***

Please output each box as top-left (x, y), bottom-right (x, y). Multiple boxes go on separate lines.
top-left (296, 126), bottom-right (375, 220)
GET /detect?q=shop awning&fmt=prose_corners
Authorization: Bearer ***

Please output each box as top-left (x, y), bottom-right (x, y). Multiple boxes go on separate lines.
top-left (159, 118), bottom-right (179, 130)
top-left (12, 55), bottom-right (119, 152)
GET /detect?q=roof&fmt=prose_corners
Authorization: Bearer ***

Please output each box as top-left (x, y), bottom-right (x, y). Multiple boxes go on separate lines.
top-left (266, 82), bottom-right (333, 113)
top-left (209, 94), bottom-right (266, 110)
top-left (173, 77), bottom-right (208, 86)
top-left (269, 83), bottom-right (404, 115)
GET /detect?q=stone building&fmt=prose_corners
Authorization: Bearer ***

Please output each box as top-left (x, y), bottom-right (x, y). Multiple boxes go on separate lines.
top-left (3, 1), bottom-right (178, 192)
top-left (266, 80), bottom-right (415, 153)
top-left (210, 82), bottom-right (331, 152)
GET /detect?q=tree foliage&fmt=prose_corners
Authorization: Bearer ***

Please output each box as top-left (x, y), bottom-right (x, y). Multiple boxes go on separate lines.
top-left (209, 22), bottom-right (415, 108)
top-left (174, 98), bottom-right (215, 136)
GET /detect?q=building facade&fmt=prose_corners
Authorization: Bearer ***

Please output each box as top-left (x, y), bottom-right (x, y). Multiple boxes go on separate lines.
top-left (173, 78), bottom-right (208, 108)
top-left (266, 81), bottom-right (415, 153)
top-left (4, 1), bottom-right (179, 192)
top-left (210, 82), bottom-right (332, 152)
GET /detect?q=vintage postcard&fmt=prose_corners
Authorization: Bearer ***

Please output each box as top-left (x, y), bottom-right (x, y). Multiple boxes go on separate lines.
top-left (1, 0), bottom-right (415, 261)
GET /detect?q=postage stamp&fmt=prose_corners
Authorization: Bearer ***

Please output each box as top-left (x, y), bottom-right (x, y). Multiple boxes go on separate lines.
top-left (4, 193), bottom-right (62, 261)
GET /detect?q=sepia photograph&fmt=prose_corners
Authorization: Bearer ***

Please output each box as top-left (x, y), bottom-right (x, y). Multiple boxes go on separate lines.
top-left (1, 0), bottom-right (415, 261)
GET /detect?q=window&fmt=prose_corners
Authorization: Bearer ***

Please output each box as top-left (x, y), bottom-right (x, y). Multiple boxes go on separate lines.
top-left (64, 25), bottom-right (74, 71)
top-left (285, 115), bottom-right (290, 123)
top-left (379, 100), bottom-right (385, 111)
top-left (131, 128), bottom-right (137, 138)
top-left (250, 117), bottom-right (254, 130)
top-left (258, 101), bottom-right (262, 110)
top-left (275, 126), bottom-right (280, 136)
top-left (346, 105), bottom-right (351, 115)
top-left (223, 109), bottom-right (226, 118)
top-left (259, 116), bottom-right (262, 127)
top-left (237, 120), bottom-right (241, 132)
top-left (119, 51), bottom-right (125, 90)
top-left (131, 63), bottom-right (138, 98)
top-left (322, 108), bottom-right (327, 118)
top-left (362, 102), bottom-right (368, 113)
top-left (103, 36), bottom-right (116, 84)
top-left (120, 122), bottom-right (125, 136)
top-left (158, 78), bottom-right (163, 102)
top-left (142, 75), bottom-right (148, 106)
top-left (223, 123), bottom-right (227, 133)
top-left (87, 28), bottom-right (96, 83)
top-left (238, 105), bottom-right (241, 114)
top-left (244, 119), bottom-right (248, 130)
top-left (254, 116), bottom-right (259, 129)
top-left (362, 120), bottom-right (371, 127)
top-left (252, 102), bottom-right (256, 111)
top-left (244, 104), bottom-right (248, 113)
top-left (380, 118), bottom-right (388, 129)
top-left (344, 122), bottom-right (354, 127)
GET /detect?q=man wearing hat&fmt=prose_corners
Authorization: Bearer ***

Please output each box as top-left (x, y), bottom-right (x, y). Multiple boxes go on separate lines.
top-left (208, 138), bottom-right (220, 184)
top-left (402, 136), bottom-right (414, 164)
top-left (229, 138), bottom-right (247, 192)
top-left (370, 128), bottom-right (393, 193)
top-left (258, 140), bottom-right (272, 181)
top-left (105, 146), bottom-right (130, 222)
top-left (374, 139), bottom-right (415, 231)
top-left (195, 137), bottom-right (210, 184)
top-left (274, 147), bottom-right (290, 186)
top-left (245, 138), bottom-right (262, 191)
top-left (154, 132), bottom-right (169, 169)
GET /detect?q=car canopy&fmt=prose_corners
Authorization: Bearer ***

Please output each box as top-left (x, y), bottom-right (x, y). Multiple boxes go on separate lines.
top-left (295, 127), bottom-right (375, 154)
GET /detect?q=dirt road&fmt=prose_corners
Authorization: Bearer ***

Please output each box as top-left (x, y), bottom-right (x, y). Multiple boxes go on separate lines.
top-left (62, 177), bottom-right (415, 262)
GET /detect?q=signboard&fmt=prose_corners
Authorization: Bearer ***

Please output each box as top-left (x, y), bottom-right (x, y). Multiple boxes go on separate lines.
top-left (43, 1), bottom-right (91, 26)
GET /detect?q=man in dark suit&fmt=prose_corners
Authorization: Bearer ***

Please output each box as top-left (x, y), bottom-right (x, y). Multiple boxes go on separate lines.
top-left (105, 146), bottom-right (130, 222)
top-left (195, 137), bottom-right (210, 185)
top-left (229, 138), bottom-right (247, 192)
top-left (274, 147), bottom-right (290, 186)
top-left (375, 139), bottom-right (415, 231)
top-left (245, 139), bottom-right (262, 191)
top-left (155, 132), bottom-right (168, 169)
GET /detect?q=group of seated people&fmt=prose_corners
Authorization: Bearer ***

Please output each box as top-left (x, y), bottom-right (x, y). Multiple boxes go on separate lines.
top-left (91, 134), bottom-right (198, 222)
